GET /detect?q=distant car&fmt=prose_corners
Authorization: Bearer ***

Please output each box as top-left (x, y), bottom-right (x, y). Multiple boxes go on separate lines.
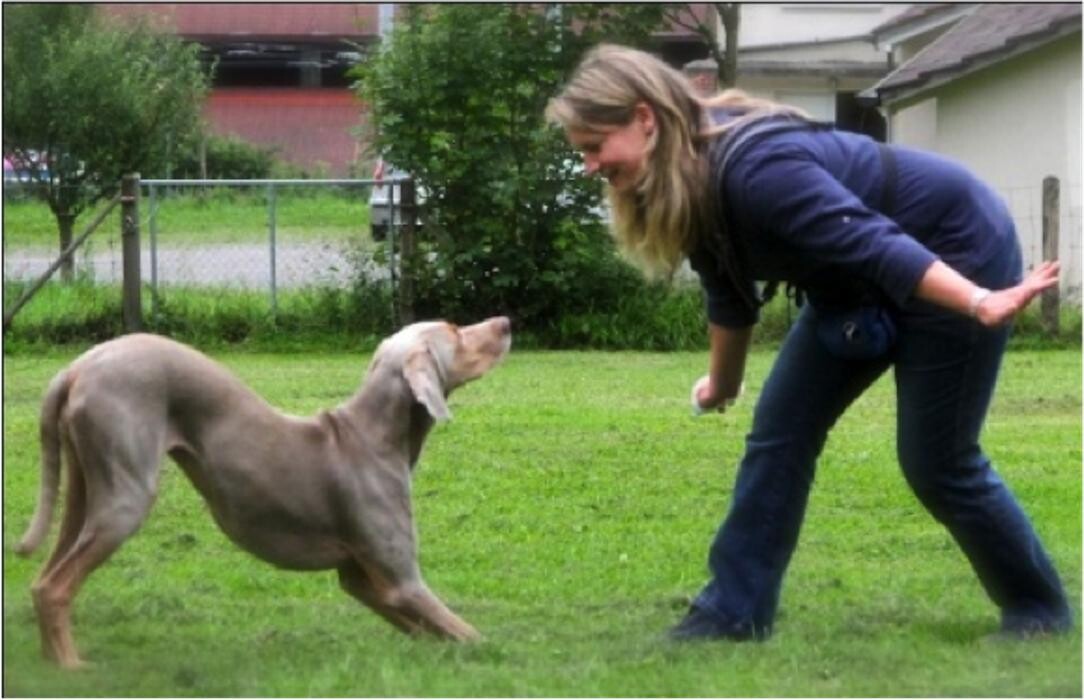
top-left (4, 157), bottom-right (30, 184)
top-left (367, 157), bottom-right (610, 241)
top-left (3, 155), bottom-right (50, 200)
top-left (369, 159), bottom-right (426, 242)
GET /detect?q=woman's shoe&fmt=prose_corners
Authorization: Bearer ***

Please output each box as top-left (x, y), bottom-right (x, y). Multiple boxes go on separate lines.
top-left (666, 605), bottom-right (764, 642)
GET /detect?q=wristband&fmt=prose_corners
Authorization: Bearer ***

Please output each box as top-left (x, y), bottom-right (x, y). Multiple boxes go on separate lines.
top-left (968, 288), bottom-right (991, 318)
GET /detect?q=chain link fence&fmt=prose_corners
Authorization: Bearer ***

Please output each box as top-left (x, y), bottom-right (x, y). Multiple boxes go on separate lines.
top-left (4, 177), bottom-right (407, 313)
top-left (1002, 181), bottom-right (1082, 302)
top-left (4, 178), bottom-right (1082, 311)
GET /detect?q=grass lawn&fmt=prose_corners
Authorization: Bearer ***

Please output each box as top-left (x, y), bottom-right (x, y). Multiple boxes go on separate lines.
top-left (3, 346), bottom-right (1080, 697)
top-left (2, 190), bottom-right (371, 249)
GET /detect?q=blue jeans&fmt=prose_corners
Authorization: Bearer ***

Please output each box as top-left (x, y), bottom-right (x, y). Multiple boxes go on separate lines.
top-left (693, 245), bottom-right (1071, 638)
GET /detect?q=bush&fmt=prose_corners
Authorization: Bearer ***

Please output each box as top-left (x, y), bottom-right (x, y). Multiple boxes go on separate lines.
top-left (3, 278), bottom-right (1078, 354)
top-left (172, 134), bottom-right (278, 180)
top-left (355, 5), bottom-right (675, 343)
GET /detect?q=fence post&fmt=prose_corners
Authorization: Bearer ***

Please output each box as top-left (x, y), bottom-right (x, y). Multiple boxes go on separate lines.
top-left (267, 183), bottom-right (278, 315)
top-left (1041, 176), bottom-right (1060, 334)
top-left (398, 179), bottom-right (416, 325)
top-left (121, 173), bottom-right (143, 332)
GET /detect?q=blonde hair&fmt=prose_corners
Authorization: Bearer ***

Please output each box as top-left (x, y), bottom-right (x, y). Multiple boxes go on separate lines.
top-left (546, 44), bottom-right (807, 280)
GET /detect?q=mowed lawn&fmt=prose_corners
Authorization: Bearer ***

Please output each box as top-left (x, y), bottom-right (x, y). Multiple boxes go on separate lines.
top-left (3, 345), bottom-right (1080, 697)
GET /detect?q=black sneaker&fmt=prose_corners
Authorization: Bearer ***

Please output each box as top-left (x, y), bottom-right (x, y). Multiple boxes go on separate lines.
top-left (996, 611), bottom-right (1072, 640)
top-left (666, 605), bottom-right (762, 642)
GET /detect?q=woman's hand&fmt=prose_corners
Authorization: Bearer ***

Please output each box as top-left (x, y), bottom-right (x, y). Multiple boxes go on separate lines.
top-left (691, 375), bottom-right (743, 416)
top-left (975, 261), bottom-right (1060, 328)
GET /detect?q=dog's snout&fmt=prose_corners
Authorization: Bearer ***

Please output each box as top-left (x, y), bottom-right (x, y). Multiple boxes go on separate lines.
top-left (491, 316), bottom-right (511, 336)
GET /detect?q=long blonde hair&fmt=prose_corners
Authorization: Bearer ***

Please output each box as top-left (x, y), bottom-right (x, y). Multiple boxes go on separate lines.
top-left (546, 44), bottom-right (806, 280)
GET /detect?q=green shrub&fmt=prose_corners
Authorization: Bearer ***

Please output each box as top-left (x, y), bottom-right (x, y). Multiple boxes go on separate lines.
top-left (355, 4), bottom-right (673, 339)
top-left (3, 278), bottom-right (1078, 354)
top-left (172, 134), bottom-right (277, 180)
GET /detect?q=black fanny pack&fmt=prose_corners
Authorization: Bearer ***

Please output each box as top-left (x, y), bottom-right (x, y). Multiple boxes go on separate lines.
top-left (813, 304), bottom-right (897, 360)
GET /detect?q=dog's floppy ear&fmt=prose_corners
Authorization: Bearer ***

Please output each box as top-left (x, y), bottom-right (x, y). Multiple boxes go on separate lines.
top-left (404, 345), bottom-right (452, 422)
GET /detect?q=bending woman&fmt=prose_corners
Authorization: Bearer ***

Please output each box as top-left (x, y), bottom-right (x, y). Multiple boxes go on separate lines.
top-left (546, 44), bottom-right (1071, 641)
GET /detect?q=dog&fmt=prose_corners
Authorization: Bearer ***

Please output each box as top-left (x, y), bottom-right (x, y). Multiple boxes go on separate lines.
top-left (16, 317), bottom-right (511, 669)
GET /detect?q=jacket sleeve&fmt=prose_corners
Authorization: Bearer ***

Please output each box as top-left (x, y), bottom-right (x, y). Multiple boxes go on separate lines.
top-left (730, 146), bottom-right (938, 306)
top-left (688, 241), bottom-right (759, 329)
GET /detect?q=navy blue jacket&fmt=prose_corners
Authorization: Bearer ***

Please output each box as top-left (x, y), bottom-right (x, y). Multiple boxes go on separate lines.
top-left (689, 120), bottom-right (1018, 328)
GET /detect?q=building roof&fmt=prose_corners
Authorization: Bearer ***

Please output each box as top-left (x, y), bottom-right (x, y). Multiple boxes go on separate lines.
top-left (864, 3), bottom-right (1081, 106)
top-left (100, 3), bottom-right (379, 42)
top-left (870, 3), bottom-right (968, 37)
top-left (204, 89), bottom-right (364, 175)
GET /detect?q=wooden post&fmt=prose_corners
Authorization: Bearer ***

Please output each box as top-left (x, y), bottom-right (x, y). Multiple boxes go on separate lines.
top-left (121, 173), bottom-right (143, 332)
top-left (1041, 176), bottom-right (1060, 334)
top-left (397, 179), bottom-right (416, 325)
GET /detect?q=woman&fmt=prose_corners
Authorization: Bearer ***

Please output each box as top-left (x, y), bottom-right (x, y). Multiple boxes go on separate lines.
top-left (546, 44), bottom-right (1071, 641)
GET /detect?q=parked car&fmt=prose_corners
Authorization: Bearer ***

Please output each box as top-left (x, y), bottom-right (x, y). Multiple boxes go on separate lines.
top-left (3, 154), bottom-right (49, 199)
top-left (367, 157), bottom-right (610, 241)
top-left (369, 158), bottom-right (426, 242)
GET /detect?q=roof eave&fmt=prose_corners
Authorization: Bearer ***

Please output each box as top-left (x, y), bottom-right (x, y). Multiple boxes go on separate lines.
top-left (871, 4), bottom-right (979, 51)
top-left (741, 61), bottom-right (889, 79)
top-left (868, 23), bottom-right (1081, 109)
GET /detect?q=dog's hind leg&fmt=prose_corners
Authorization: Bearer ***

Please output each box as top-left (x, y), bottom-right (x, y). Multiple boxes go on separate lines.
top-left (32, 493), bottom-right (154, 669)
top-left (36, 433), bottom-right (88, 580)
top-left (31, 422), bottom-right (159, 669)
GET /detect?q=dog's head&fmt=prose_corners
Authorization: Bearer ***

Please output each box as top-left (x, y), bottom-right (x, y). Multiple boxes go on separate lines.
top-left (373, 316), bottom-right (512, 422)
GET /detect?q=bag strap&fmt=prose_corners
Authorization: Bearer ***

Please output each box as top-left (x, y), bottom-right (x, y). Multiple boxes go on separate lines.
top-left (706, 114), bottom-right (831, 312)
top-left (877, 143), bottom-right (897, 216)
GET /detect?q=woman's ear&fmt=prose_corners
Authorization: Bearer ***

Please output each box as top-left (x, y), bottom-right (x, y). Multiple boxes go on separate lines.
top-left (634, 101), bottom-right (656, 136)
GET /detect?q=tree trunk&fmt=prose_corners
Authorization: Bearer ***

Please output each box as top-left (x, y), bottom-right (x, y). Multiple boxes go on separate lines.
top-left (718, 3), bottom-right (740, 88)
top-left (57, 212), bottom-right (76, 283)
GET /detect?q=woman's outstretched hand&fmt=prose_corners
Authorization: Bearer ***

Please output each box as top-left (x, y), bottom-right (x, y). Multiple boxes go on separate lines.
top-left (976, 260), bottom-right (1060, 327)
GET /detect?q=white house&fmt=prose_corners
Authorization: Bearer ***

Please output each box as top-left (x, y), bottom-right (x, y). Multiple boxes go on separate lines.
top-left (685, 3), bottom-right (911, 137)
top-left (862, 4), bottom-right (1082, 298)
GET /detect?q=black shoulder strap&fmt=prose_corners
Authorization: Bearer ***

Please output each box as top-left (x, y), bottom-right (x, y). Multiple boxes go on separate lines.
top-left (877, 143), bottom-right (897, 216)
top-left (705, 114), bottom-right (830, 312)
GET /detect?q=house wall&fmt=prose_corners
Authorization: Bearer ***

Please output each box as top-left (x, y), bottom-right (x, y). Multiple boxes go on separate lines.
top-left (889, 33), bottom-right (1082, 296)
top-left (725, 5), bottom-right (908, 125)
top-left (736, 3), bottom-right (909, 48)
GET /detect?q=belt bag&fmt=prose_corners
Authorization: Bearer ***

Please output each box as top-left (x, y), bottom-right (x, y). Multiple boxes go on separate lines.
top-left (814, 305), bottom-right (897, 360)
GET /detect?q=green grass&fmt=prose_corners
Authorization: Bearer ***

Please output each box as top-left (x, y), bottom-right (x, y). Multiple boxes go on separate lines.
top-left (2, 189), bottom-right (371, 248)
top-left (3, 346), bottom-right (1080, 696)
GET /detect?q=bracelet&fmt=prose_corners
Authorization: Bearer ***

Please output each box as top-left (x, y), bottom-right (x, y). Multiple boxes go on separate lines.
top-left (968, 287), bottom-right (991, 318)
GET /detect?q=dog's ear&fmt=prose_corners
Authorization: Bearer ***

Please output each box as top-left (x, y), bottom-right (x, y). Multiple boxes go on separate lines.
top-left (404, 346), bottom-right (452, 422)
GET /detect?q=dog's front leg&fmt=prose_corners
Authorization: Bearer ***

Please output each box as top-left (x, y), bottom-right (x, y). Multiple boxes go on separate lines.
top-left (338, 559), bottom-right (480, 641)
top-left (337, 562), bottom-right (420, 635)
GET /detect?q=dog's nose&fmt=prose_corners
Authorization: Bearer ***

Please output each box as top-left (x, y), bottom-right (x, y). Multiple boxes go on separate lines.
top-left (492, 316), bottom-right (511, 336)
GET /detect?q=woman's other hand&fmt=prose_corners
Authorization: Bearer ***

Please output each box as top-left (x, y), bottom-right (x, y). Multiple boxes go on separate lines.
top-left (976, 260), bottom-right (1060, 327)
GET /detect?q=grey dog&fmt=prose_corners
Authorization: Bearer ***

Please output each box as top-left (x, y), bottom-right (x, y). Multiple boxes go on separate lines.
top-left (17, 317), bottom-right (511, 668)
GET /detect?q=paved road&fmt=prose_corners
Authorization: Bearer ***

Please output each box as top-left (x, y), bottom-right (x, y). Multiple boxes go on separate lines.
top-left (3, 242), bottom-right (391, 289)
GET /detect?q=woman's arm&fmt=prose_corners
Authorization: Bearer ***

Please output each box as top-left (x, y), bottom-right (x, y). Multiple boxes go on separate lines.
top-left (696, 322), bottom-right (753, 411)
top-left (914, 259), bottom-right (1060, 327)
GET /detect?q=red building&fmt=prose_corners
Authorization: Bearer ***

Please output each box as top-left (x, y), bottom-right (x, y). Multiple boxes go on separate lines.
top-left (101, 4), bottom-right (711, 177)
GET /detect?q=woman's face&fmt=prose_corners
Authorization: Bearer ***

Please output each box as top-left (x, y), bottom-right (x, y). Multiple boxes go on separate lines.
top-left (565, 102), bottom-right (655, 193)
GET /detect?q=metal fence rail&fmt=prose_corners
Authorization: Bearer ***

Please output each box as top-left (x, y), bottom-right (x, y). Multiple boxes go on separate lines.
top-left (141, 178), bottom-right (402, 314)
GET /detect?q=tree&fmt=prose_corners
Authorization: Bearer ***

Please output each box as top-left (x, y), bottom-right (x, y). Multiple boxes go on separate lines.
top-left (355, 4), bottom-right (670, 329)
top-left (3, 6), bottom-right (209, 280)
top-left (662, 4), bottom-right (741, 88)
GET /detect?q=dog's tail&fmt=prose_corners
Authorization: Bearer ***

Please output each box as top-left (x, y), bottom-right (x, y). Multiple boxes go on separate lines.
top-left (16, 369), bottom-right (72, 556)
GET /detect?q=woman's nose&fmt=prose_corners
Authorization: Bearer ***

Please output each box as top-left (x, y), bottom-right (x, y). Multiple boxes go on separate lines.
top-left (582, 154), bottom-right (600, 176)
